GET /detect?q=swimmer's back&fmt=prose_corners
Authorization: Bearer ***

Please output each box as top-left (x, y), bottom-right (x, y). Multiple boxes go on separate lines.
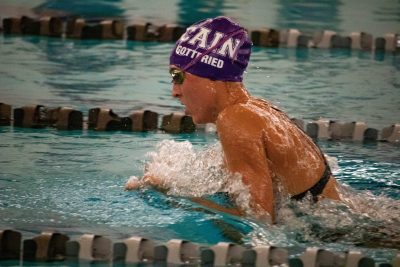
top-left (217, 97), bottom-right (340, 199)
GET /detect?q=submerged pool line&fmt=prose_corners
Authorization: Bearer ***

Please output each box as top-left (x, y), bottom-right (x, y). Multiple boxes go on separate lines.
top-left (0, 103), bottom-right (399, 144)
top-left (1, 229), bottom-right (399, 266)
top-left (1, 16), bottom-right (399, 53)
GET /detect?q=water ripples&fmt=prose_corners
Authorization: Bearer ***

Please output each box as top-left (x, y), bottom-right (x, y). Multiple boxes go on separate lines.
top-left (0, 13), bottom-right (399, 260)
top-left (2, 34), bottom-right (400, 128)
top-left (0, 126), bottom-right (399, 262)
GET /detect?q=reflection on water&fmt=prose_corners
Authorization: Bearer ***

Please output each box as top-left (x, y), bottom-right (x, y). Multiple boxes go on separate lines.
top-left (176, 0), bottom-right (225, 26)
top-left (2, 0), bottom-right (399, 35)
top-left (1, 35), bottom-right (399, 128)
top-left (276, 0), bottom-right (342, 33)
top-left (33, 0), bottom-right (125, 19)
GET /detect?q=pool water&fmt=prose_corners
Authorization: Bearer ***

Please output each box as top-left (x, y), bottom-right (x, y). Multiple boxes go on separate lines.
top-left (0, 0), bottom-right (400, 264)
top-left (0, 127), bottom-right (399, 262)
top-left (1, 36), bottom-right (399, 129)
top-left (1, 0), bottom-right (400, 36)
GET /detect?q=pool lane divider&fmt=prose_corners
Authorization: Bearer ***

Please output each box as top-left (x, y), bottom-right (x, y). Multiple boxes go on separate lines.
top-left (0, 103), bottom-right (11, 126)
top-left (23, 232), bottom-right (69, 261)
top-left (0, 103), bottom-right (399, 143)
top-left (0, 103), bottom-right (196, 133)
top-left (1, 229), bottom-right (400, 266)
top-left (1, 16), bottom-right (399, 53)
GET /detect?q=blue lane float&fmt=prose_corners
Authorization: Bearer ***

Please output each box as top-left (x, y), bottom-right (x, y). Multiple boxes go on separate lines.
top-left (1, 229), bottom-right (399, 266)
top-left (2, 16), bottom-right (399, 53)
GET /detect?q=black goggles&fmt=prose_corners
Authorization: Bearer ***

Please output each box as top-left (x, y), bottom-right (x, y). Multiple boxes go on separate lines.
top-left (170, 68), bottom-right (185, 85)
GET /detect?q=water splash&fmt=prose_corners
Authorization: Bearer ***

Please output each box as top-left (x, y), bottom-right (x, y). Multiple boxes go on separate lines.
top-left (325, 154), bottom-right (339, 172)
top-left (139, 140), bottom-right (400, 251)
top-left (265, 184), bottom-right (400, 251)
top-left (144, 140), bottom-right (250, 209)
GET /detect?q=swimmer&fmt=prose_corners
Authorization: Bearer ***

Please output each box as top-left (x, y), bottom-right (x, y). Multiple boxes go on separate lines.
top-left (126, 16), bottom-right (341, 222)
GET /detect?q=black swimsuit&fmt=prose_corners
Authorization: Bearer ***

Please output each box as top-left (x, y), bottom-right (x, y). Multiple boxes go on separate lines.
top-left (268, 102), bottom-right (332, 202)
top-left (291, 164), bottom-right (332, 202)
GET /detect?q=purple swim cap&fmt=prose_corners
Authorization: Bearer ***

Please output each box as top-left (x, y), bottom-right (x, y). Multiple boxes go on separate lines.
top-left (170, 16), bottom-right (252, 82)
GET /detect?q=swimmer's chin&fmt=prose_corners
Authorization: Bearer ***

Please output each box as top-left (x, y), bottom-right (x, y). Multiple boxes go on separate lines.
top-left (184, 110), bottom-right (206, 124)
top-left (188, 114), bottom-right (202, 124)
top-left (184, 109), bottom-right (197, 122)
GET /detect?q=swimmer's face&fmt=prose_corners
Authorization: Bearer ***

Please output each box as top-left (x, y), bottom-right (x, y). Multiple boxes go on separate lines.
top-left (170, 66), bottom-right (217, 124)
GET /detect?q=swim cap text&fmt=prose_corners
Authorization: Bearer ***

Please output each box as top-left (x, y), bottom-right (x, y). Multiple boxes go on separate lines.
top-left (175, 45), bottom-right (224, 68)
top-left (178, 26), bottom-right (241, 59)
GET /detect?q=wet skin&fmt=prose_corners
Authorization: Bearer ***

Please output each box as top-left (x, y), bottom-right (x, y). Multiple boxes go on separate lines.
top-left (170, 68), bottom-right (340, 221)
top-left (126, 67), bottom-right (340, 222)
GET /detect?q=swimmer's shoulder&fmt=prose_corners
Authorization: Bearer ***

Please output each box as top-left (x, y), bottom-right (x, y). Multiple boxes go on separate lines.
top-left (218, 98), bottom-right (279, 121)
top-left (249, 98), bottom-right (285, 113)
top-left (216, 100), bottom-right (268, 134)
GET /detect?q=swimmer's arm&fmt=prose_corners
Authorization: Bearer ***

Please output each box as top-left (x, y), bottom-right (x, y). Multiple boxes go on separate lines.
top-left (190, 197), bottom-right (244, 217)
top-left (217, 106), bottom-right (275, 222)
top-left (125, 175), bottom-right (169, 193)
top-left (126, 177), bottom-right (242, 216)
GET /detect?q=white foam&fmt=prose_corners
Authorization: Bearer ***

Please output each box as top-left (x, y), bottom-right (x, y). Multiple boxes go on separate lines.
top-left (325, 154), bottom-right (340, 172)
top-left (143, 140), bottom-right (252, 214)
top-left (255, 184), bottom-right (400, 248)
top-left (134, 140), bottom-right (400, 249)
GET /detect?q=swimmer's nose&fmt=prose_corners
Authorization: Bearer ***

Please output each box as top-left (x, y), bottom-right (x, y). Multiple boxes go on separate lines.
top-left (172, 84), bottom-right (182, 99)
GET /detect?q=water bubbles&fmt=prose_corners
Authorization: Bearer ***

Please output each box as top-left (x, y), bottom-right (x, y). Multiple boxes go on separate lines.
top-left (325, 154), bottom-right (339, 172)
top-left (205, 123), bottom-right (217, 133)
top-left (136, 139), bottom-right (400, 254)
top-left (143, 140), bottom-right (251, 209)
top-left (264, 184), bottom-right (400, 250)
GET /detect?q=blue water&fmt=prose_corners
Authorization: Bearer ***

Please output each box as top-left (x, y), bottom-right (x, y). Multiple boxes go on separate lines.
top-left (1, 0), bottom-right (400, 36)
top-left (0, 0), bottom-right (400, 264)
top-left (0, 127), bottom-right (399, 263)
top-left (1, 36), bottom-right (399, 129)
